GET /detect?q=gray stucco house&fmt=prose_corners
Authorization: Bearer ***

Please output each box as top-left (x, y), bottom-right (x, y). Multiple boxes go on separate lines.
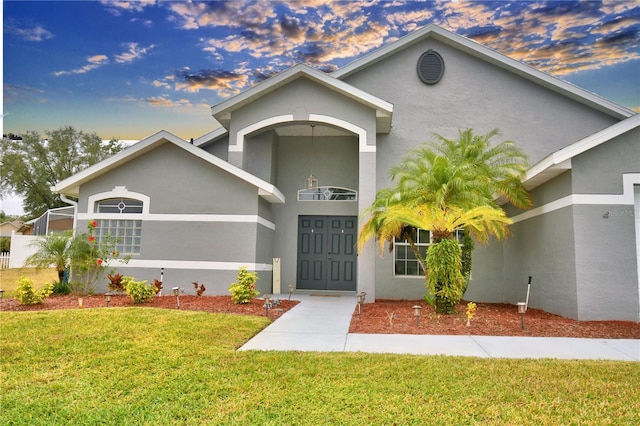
top-left (53, 25), bottom-right (639, 321)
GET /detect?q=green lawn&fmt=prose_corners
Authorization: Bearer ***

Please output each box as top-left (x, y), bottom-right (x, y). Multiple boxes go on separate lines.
top-left (1, 308), bottom-right (638, 425)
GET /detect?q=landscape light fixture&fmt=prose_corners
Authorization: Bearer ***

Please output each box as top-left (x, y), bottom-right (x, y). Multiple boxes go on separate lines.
top-left (412, 305), bottom-right (422, 326)
top-left (356, 292), bottom-right (366, 315)
top-left (0, 289), bottom-right (4, 299)
top-left (105, 292), bottom-right (112, 307)
top-left (264, 295), bottom-right (273, 317)
top-left (172, 287), bottom-right (180, 309)
top-left (288, 284), bottom-right (295, 301)
top-left (517, 303), bottom-right (527, 329)
top-left (517, 276), bottom-right (532, 329)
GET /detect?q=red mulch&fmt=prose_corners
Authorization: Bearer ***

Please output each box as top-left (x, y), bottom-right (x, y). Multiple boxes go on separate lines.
top-left (349, 300), bottom-right (639, 339)
top-left (0, 294), bottom-right (298, 320)
top-left (2, 295), bottom-right (638, 339)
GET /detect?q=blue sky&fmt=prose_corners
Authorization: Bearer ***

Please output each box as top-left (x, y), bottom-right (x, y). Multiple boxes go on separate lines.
top-left (2, 0), bottom-right (639, 145)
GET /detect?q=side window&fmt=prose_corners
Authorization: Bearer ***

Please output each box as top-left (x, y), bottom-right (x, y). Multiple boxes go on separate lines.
top-left (93, 198), bottom-right (143, 255)
top-left (394, 228), bottom-right (465, 277)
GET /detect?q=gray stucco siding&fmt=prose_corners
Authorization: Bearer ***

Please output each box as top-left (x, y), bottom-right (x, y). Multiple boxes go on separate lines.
top-left (501, 206), bottom-right (579, 319)
top-left (343, 39), bottom-right (618, 177)
top-left (246, 130), bottom-right (278, 183)
top-left (201, 136), bottom-right (230, 161)
top-left (571, 127), bottom-right (640, 195)
top-left (89, 268), bottom-right (271, 297)
top-left (134, 221), bottom-right (262, 262)
top-left (78, 142), bottom-right (260, 216)
top-left (573, 204), bottom-right (639, 320)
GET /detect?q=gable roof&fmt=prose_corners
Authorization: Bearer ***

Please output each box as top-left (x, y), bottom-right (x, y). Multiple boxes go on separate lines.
top-left (52, 130), bottom-right (285, 203)
top-left (210, 63), bottom-right (394, 133)
top-left (333, 24), bottom-right (634, 120)
top-left (523, 114), bottom-right (640, 190)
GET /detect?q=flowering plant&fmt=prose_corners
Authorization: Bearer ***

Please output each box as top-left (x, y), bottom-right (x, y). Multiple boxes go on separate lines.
top-left (228, 267), bottom-right (259, 304)
top-left (68, 220), bottom-right (130, 295)
top-left (465, 301), bottom-right (477, 326)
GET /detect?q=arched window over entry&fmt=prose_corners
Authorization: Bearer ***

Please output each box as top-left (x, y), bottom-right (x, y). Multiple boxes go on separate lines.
top-left (298, 186), bottom-right (357, 201)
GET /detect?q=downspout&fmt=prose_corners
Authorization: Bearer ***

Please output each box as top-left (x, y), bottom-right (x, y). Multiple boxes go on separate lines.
top-left (59, 194), bottom-right (78, 235)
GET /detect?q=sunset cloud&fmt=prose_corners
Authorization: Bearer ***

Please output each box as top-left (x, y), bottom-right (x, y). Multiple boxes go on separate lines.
top-left (54, 55), bottom-right (109, 76)
top-left (115, 42), bottom-right (155, 64)
top-left (4, 18), bottom-right (54, 42)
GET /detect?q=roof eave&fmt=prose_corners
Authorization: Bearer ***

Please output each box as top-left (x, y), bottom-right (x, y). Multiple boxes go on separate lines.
top-left (211, 64), bottom-right (394, 132)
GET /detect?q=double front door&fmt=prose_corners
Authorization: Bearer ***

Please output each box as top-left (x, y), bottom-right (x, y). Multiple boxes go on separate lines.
top-left (297, 216), bottom-right (357, 291)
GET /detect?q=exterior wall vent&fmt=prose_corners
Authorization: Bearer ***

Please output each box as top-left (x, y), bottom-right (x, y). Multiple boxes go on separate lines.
top-left (417, 50), bottom-right (445, 85)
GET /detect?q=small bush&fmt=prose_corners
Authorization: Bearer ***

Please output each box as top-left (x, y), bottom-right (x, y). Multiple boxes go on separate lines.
top-left (123, 276), bottom-right (156, 304)
top-left (107, 273), bottom-right (126, 292)
top-left (153, 279), bottom-right (163, 294)
top-left (193, 281), bottom-right (206, 297)
top-left (14, 276), bottom-right (53, 305)
top-left (229, 267), bottom-right (259, 304)
top-left (51, 280), bottom-right (72, 295)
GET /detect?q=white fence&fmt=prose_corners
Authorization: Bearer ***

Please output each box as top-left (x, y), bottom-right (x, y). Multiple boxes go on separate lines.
top-left (5, 234), bottom-right (39, 269)
top-left (0, 252), bottom-right (9, 269)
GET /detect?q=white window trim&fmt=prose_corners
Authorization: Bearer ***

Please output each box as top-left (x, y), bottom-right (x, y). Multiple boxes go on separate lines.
top-left (393, 229), bottom-right (465, 278)
top-left (298, 186), bottom-right (358, 202)
top-left (87, 186), bottom-right (150, 215)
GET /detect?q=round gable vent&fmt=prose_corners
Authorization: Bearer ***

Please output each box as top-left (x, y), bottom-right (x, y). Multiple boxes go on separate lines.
top-left (417, 50), bottom-right (445, 85)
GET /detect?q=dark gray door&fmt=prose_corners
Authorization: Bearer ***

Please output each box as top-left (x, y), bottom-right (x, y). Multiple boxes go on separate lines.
top-left (297, 216), bottom-right (357, 291)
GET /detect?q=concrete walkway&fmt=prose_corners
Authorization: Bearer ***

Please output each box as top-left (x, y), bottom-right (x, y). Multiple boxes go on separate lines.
top-left (239, 294), bottom-right (639, 361)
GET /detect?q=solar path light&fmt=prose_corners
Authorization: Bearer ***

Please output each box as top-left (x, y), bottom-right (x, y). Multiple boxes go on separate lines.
top-left (105, 292), bottom-right (112, 307)
top-left (288, 284), bottom-right (295, 301)
top-left (172, 287), bottom-right (181, 309)
top-left (356, 292), bottom-right (366, 315)
top-left (412, 305), bottom-right (422, 326)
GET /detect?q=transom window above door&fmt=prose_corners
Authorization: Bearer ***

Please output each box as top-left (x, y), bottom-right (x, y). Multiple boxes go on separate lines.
top-left (298, 186), bottom-right (357, 201)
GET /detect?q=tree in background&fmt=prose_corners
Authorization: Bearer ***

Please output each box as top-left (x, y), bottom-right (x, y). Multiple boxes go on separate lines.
top-left (1, 126), bottom-right (123, 218)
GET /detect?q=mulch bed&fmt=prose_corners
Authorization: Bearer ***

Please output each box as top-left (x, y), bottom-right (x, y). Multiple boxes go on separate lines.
top-left (2, 295), bottom-right (638, 339)
top-left (349, 300), bottom-right (640, 339)
top-left (0, 294), bottom-right (298, 320)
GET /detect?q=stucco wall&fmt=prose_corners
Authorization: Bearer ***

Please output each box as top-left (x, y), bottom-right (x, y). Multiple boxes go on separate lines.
top-left (342, 38), bottom-right (618, 175)
top-left (570, 129), bottom-right (640, 320)
top-left (76, 141), bottom-right (274, 295)
top-left (272, 135), bottom-right (360, 290)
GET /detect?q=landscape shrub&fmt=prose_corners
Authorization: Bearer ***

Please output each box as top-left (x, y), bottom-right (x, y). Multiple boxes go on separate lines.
top-left (51, 279), bottom-right (72, 295)
top-left (123, 276), bottom-right (156, 304)
top-left (426, 238), bottom-right (464, 314)
top-left (229, 267), bottom-right (259, 304)
top-left (107, 273), bottom-right (126, 292)
top-left (14, 276), bottom-right (53, 305)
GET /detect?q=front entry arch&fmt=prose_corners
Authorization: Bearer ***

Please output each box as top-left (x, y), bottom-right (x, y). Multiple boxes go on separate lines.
top-left (297, 215), bottom-right (357, 291)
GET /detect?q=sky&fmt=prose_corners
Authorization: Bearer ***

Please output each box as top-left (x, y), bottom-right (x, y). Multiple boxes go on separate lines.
top-left (1, 0), bottom-right (640, 214)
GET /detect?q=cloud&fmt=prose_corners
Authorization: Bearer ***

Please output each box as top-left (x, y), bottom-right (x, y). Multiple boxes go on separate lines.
top-left (4, 18), bottom-right (54, 42)
top-left (3, 84), bottom-right (46, 103)
top-left (54, 55), bottom-right (109, 76)
top-left (144, 96), bottom-right (193, 108)
top-left (100, 0), bottom-right (156, 15)
top-left (173, 68), bottom-right (250, 96)
top-left (115, 42), bottom-right (155, 63)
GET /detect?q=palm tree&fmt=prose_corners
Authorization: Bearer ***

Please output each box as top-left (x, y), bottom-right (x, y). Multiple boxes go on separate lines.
top-left (25, 231), bottom-right (72, 284)
top-left (358, 129), bottom-right (530, 313)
